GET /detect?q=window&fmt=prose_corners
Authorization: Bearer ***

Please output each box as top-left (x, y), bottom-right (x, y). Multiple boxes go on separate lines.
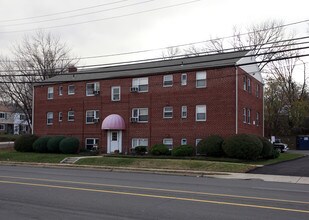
top-left (256, 112), bottom-right (260, 126)
top-left (243, 108), bottom-right (247, 123)
top-left (0, 112), bottom-right (6, 119)
top-left (163, 107), bottom-right (173, 118)
top-left (86, 110), bottom-right (99, 124)
top-left (195, 139), bottom-right (202, 146)
top-left (163, 75), bottom-right (173, 87)
top-left (85, 138), bottom-right (99, 150)
top-left (132, 108), bottom-right (148, 122)
top-left (247, 78), bottom-right (251, 93)
top-left (19, 114), bottom-right (26, 120)
top-left (47, 112), bottom-right (53, 125)
top-left (196, 105), bottom-right (206, 121)
top-left (0, 124), bottom-right (5, 130)
top-left (132, 77), bottom-right (148, 92)
top-left (256, 84), bottom-right (260, 98)
top-left (86, 82), bottom-right (100, 96)
top-left (68, 111), bottom-right (75, 121)
top-left (59, 112), bottom-right (63, 122)
top-left (181, 106), bottom-right (187, 119)
top-left (181, 73), bottom-right (187, 86)
top-left (181, 138), bottom-right (187, 145)
top-left (47, 87), bottom-right (54, 99)
top-left (111, 86), bottom-right (121, 101)
top-left (246, 109), bottom-right (251, 124)
top-left (196, 71), bottom-right (206, 88)
top-left (132, 138), bottom-right (148, 148)
top-left (163, 138), bottom-right (173, 150)
top-left (59, 86), bottom-right (63, 96)
top-left (243, 76), bottom-right (247, 90)
top-left (68, 85), bottom-right (75, 95)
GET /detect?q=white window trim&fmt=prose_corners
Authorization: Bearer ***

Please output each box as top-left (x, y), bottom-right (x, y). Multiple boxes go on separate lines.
top-left (181, 106), bottom-right (187, 119)
top-left (181, 138), bottom-right (187, 145)
top-left (59, 86), bottom-right (63, 96)
top-left (163, 106), bottom-right (173, 119)
top-left (163, 138), bottom-right (173, 150)
top-left (111, 86), bottom-right (121, 101)
top-left (132, 138), bottom-right (149, 148)
top-left (132, 108), bottom-right (148, 123)
top-left (163, 75), bottom-right (173, 87)
top-left (247, 108), bottom-right (251, 124)
top-left (85, 138), bottom-right (99, 150)
top-left (196, 105), bottom-right (206, 121)
top-left (47, 87), bottom-right (54, 100)
top-left (47, 112), bottom-right (53, 125)
top-left (86, 110), bottom-right (99, 124)
top-left (68, 111), bottom-right (75, 121)
top-left (196, 71), bottom-right (207, 88)
top-left (195, 139), bottom-right (202, 146)
top-left (181, 73), bottom-right (187, 86)
top-left (86, 82), bottom-right (100, 96)
top-left (58, 112), bottom-right (62, 122)
top-left (132, 77), bottom-right (149, 93)
top-left (68, 85), bottom-right (75, 95)
top-left (256, 112), bottom-right (259, 126)
top-left (243, 108), bottom-right (247, 123)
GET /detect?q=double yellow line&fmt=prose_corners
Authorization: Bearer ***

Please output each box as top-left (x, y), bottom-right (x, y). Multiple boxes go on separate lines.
top-left (0, 175), bottom-right (308, 214)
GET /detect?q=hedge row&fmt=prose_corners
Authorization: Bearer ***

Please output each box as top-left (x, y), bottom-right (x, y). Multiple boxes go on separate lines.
top-left (14, 135), bottom-right (79, 154)
top-left (143, 134), bottom-right (279, 160)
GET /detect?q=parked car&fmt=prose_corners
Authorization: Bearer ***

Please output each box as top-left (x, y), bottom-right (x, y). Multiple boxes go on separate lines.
top-left (273, 139), bottom-right (289, 153)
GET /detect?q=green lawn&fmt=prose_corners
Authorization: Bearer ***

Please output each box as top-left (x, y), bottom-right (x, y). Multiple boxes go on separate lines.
top-left (0, 148), bottom-right (304, 173)
top-left (76, 157), bottom-right (256, 173)
top-left (0, 149), bottom-right (78, 163)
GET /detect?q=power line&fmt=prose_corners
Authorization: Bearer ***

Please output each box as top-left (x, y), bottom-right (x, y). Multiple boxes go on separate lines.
top-left (0, 0), bottom-right (156, 28)
top-left (0, 0), bottom-right (201, 34)
top-left (0, 49), bottom-right (308, 81)
top-left (0, 0), bottom-right (130, 23)
top-left (1, 39), bottom-right (309, 74)
top-left (3, 33), bottom-right (309, 69)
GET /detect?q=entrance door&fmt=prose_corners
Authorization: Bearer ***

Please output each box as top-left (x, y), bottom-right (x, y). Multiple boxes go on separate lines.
top-left (107, 131), bottom-right (122, 153)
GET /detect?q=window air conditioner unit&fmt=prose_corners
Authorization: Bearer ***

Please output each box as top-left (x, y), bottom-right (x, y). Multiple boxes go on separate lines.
top-left (93, 118), bottom-right (100, 123)
top-left (94, 90), bottom-right (100, 95)
top-left (130, 117), bottom-right (138, 123)
top-left (130, 87), bottom-right (139, 92)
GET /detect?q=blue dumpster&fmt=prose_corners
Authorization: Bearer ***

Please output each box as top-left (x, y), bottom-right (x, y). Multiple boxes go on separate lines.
top-left (296, 135), bottom-right (309, 150)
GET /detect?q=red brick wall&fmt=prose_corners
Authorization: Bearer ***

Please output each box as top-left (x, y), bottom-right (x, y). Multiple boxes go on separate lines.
top-left (237, 67), bottom-right (264, 136)
top-left (33, 66), bottom-right (263, 153)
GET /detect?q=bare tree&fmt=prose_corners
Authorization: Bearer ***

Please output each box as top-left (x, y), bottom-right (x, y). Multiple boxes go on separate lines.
top-left (161, 46), bottom-right (182, 60)
top-left (0, 31), bottom-right (78, 132)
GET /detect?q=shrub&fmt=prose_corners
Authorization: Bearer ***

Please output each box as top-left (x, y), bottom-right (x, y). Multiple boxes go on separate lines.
top-left (33, 136), bottom-right (51, 153)
top-left (222, 134), bottom-right (263, 160)
top-left (47, 136), bottom-right (66, 153)
top-left (14, 134), bottom-right (38, 152)
top-left (265, 148), bottom-right (280, 159)
top-left (257, 136), bottom-right (273, 159)
top-left (59, 137), bottom-right (80, 154)
top-left (197, 135), bottom-right (224, 157)
top-left (134, 146), bottom-right (147, 155)
top-left (150, 144), bottom-right (170, 156)
top-left (171, 145), bottom-right (194, 157)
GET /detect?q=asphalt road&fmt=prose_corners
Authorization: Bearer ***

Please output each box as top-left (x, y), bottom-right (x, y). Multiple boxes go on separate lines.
top-left (0, 166), bottom-right (308, 219)
top-left (250, 154), bottom-right (309, 177)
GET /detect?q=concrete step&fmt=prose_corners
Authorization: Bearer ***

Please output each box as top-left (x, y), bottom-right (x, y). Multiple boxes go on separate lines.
top-left (60, 157), bottom-right (81, 164)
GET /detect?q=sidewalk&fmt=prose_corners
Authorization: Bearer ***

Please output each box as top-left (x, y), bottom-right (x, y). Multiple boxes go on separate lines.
top-left (0, 142), bottom-right (14, 148)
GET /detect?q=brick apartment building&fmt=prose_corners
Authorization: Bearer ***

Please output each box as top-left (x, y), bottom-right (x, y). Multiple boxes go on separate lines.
top-left (33, 50), bottom-right (264, 154)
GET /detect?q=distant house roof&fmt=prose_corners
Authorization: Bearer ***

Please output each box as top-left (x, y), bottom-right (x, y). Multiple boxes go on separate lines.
top-left (38, 50), bottom-right (251, 85)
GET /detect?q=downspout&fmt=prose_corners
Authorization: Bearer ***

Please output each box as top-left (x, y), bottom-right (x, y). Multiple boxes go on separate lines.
top-left (235, 66), bottom-right (238, 134)
top-left (31, 86), bottom-right (35, 134)
top-left (263, 85), bottom-right (265, 137)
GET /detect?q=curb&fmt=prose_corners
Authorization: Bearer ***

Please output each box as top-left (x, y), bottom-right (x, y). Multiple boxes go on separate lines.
top-left (0, 161), bottom-right (308, 185)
